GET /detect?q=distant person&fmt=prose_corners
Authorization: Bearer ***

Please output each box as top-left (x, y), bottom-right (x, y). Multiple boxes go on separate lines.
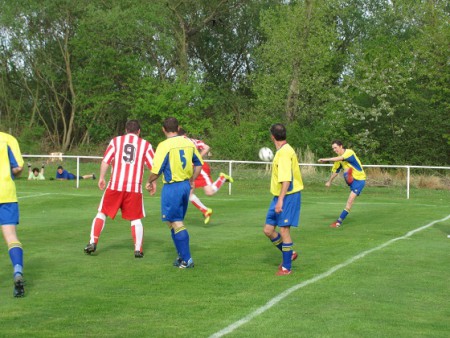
top-left (263, 124), bottom-right (303, 276)
top-left (0, 132), bottom-right (25, 297)
top-left (56, 165), bottom-right (95, 180)
top-left (28, 162), bottom-right (45, 180)
top-left (146, 117), bottom-right (203, 269)
top-left (178, 128), bottom-right (233, 224)
top-left (84, 120), bottom-right (156, 258)
top-left (318, 140), bottom-right (366, 228)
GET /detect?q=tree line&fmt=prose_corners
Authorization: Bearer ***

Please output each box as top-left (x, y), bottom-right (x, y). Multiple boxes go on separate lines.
top-left (0, 0), bottom-right (448, 165)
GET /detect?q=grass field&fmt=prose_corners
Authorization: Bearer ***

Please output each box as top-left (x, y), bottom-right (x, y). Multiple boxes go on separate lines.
top-left (1, 168), bottom-right (449, 337)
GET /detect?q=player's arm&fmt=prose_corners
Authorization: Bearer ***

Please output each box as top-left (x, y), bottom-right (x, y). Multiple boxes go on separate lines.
top-left (275, 181), bottom-right (290, 213)
top-left (98, 161), bottom-right (109, 190)
top-left (325, 172), bottom-right (339, 187)
top-left (7, 146), bottom-right (23, 177)
top-left (199, 144), bottom-right (210, 158)
top-left (11, 165), bottom-right (23, 177)
top-left (146, 173), bottom-right (159, 195)
top-left (318, 155), bottom-right (344, 163)
top-left (190, 165), bottom-right (202, 190)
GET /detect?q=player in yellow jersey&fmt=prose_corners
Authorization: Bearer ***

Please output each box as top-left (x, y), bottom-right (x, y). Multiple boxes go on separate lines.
top-left (319, 140), bottom-right (366, 228)
top-left (146, 117), bottom-right (203, 268)
top-left (263, 124), bottom-right (304, 276)
top-left (0, 132), bottom-right (25, 297)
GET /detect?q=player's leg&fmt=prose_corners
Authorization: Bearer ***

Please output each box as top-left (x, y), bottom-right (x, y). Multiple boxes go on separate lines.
top-left (1, 203), bottom-right (25, 297)
top-left (85, 190), bottom-right (120, 254)
top-left (189, 188), bottom-right (212, 224)
top-left (277, 226), bottom-right (293, 275)
top-left (276, 192), bottom-right (300, 275)
top-left (131, 219), bottom-right (144, 258)
top-left (82, 174), bottom-right (95, 180)
top-left (84, 212), bottom-right (106, 253)
top-left (189, 192), bottom-right (209, 214)
top-left (169, 224), bottom-right (182, 266)
top-left (162, 182), bottom-right (194, 268)
top-left (331, 180), bottom-right (364, 228)
top-left (331, 193), bottom-right (356, 227)
top-left (263, 223), bottom-right (282, 249)
top-left (171, 221), bottom-right (194, 268)
top-left (211, 173), bottom-right (234, 194)
top-left (2, 226), bottom-right (25, 297)
top-left (122, 192), bottom-right (146, 257)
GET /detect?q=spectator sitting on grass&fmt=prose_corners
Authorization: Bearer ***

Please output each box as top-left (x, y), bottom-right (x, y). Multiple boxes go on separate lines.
top-left (56, 165), bottom-right (95, 180)
top-left (27, 162), bottom-right (45, 180)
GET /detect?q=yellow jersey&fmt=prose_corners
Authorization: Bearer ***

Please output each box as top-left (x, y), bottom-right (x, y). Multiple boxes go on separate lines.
top-left (270, 143), bottom-right (304, 196)
top-left (331, 149), bottom-right (366, 180)
top-left (151, 135), bottom-right (203, 184)
top-left (0, 132), bottom-right (24, 203)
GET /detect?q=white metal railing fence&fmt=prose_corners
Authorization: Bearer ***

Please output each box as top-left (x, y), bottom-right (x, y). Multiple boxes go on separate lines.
top-left (23, 155), bottom-right (450, 199)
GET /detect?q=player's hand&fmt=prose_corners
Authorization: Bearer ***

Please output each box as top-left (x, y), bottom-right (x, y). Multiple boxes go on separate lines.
top-left (318, 159), bottom-right (325, 163)
top-left (98, 178), bottom-right (106, 190)
top-left (275, 201), bottom-right (283, 214)
top-left (146, 181), bottom-right (156, 195)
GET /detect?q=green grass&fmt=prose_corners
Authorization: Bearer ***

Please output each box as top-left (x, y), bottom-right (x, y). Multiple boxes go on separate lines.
top-left (1, 173), bottom-right (449, 337)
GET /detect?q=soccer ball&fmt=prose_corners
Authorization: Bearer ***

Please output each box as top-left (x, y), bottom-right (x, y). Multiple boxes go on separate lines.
top-left (259, 147), bottom-right (274, 162)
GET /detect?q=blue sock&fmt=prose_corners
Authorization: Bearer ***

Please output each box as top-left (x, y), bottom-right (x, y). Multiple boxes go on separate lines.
top-left (170, 228), bottom-right (181, 257)
top-left (282, 243), bottom-right (293, 270)
top-left (337, 209), bottom-right (349, 224)
top-left (174, 227), bottom-right (191, 262)
top-left (271, 233), bottom-right (283, 251)
top-left (9, 243), bottom-right (23, 277)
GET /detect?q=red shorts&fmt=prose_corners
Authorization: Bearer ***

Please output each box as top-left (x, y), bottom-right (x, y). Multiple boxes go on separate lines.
top-left (98, 189), bottom-right (145, 220)
top-left (195, 162), bottom-right (213, 188)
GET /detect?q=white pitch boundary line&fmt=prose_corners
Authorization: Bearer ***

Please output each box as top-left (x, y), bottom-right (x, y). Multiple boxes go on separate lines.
top-left (209, 214), bottom-right (450, 338)
top-left (18, 192), bottom-right (95, 199)
top-left (18, 193), bottom-right (52, 199)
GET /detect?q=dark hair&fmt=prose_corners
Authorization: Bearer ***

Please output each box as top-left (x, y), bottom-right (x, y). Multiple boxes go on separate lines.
top-left (32, 168), bottom-right (39, 173)
top-left (331, 140), bottom-right (343, 147)
top-left (178, 127), bottom-right (187, 136)
top-left (125, 120), bottom-right (140, 134)
top-left (270, 123), bottom-right (286, 141)
top-left (163, 117), bottom-right (179, 133)
top-left (57, 165), bottom-right (63, 170)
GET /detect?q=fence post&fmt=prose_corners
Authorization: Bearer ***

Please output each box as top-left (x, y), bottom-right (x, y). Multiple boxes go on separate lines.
top-left (228, 161), bottom-right (233, 195)
top-left (76, 156), bottom-right (80, 189)
top-left (407, 166), bottom-right (410, 199)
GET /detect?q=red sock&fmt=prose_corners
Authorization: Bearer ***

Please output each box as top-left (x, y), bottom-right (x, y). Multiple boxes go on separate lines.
top-left (189, 194), bottom-right (208, 214)
top-left (212, 176), bottom-right (226, 191)
top-left (91, 217), bottom-right (105, 244)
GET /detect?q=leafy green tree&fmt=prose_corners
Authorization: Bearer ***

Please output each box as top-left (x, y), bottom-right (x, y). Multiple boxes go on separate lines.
top-left (336, 0), bottom-right (449, 164)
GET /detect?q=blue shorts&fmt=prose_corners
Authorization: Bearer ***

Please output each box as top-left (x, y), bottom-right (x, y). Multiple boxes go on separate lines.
top-left (161, 181), bottom-right (191, 222)
top-left (265, 192), bottom-right (301, 227)
top-left (349, 179), bottom-right (365, 196)
top-left (0, 202), bottom-right (19, 226)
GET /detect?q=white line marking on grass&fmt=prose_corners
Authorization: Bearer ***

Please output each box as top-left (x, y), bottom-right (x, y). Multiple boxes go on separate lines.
top-left (18, 192), bottom-right (94, 199)
top-left (18, 193), bottom-right (52, 199)
top-left (209, 214), bottom-right (450, 338)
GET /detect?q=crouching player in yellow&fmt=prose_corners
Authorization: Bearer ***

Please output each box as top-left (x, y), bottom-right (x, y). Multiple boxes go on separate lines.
top-left (319, 139), bottom-right (366, 228)
top-left (0, 132), bottom-right (25, 297)
top-left (263, 124), bottom-right (304, 276)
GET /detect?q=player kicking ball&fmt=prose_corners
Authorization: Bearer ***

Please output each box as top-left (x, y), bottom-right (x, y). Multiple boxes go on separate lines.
top-left (318, 140), bottom-right (366, 228)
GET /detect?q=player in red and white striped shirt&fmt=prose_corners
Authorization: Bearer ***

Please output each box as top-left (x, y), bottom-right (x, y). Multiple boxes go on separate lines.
top-left (84, 120), bottom-right (157, 258)
top-left (178, 128), bottom-right (233, 224)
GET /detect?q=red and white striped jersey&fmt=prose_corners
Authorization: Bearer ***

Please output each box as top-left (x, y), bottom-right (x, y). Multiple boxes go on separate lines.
top-left (103, 133), bottom-right (154, 193)
top-left (183, 136), bottom-right (206, 151)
